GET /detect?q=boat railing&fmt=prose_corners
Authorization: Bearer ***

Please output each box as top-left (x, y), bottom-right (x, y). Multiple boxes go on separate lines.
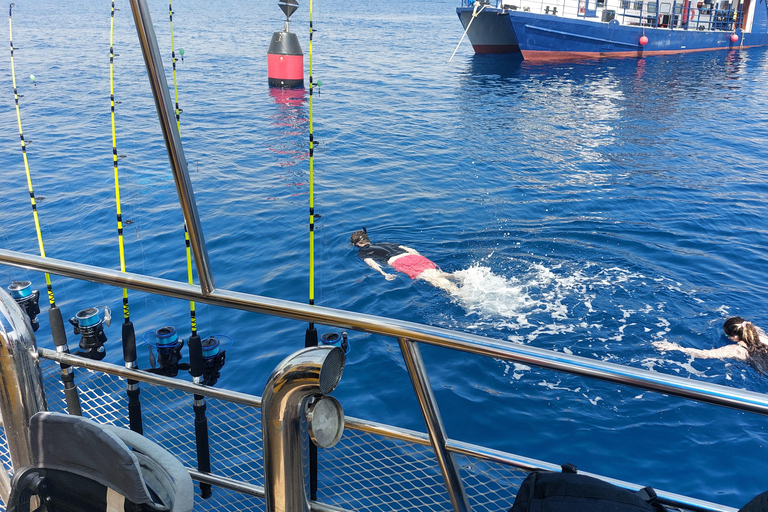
top-left (614, 0), bottom-right (742, 30)
top-left (0, 246), bottom-right (762, 512)
top-left (472, 0), bottom-right (743, 31)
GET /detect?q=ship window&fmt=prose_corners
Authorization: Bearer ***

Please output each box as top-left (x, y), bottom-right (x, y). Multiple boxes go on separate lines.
top-left (597, 0), bottom-right (605, 6)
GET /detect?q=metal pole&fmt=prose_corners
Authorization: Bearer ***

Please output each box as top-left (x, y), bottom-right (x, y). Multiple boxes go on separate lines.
top-left (262, 346), bottom-right (345, 512)
top-left (128, 0), bottom-right (215, 295)
top-left (397, 337), bottom-right (471, 512)
top-left (0, 288), bottom-right (47, 502)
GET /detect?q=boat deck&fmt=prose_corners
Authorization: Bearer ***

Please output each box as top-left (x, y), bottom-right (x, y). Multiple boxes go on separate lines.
top-left (0, 353), bottom-right (740, 512)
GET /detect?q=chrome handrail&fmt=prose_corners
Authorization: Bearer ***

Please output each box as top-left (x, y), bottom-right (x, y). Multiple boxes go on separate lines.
top-left (398, 337), bottom-right (471, 512)
top-left (0, 288), bottom-right (47, 502)
top-left (6, 249), bottom-right (768, 417)
top-left (129, 0), bottom-right (215, 295)
top-left (6, 248), bottom-right (768, 511)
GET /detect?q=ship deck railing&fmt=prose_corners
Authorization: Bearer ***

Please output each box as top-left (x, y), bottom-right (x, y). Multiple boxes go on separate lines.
top-left (1, 249), bottom-right (765, 512)
top-left (465, 0), bottom-right (743, 32)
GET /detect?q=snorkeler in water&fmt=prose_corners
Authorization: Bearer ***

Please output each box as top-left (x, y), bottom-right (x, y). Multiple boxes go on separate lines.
top-left (653, 316), bottom-right (768, 372)
top-left (350, 228), bottom-right (459, 294)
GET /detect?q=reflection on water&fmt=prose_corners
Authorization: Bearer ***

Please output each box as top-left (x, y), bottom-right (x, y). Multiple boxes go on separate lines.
top-left (267, 87), bottom-right (309, 200)
top-left (468, 53), bottom-right (524, 80)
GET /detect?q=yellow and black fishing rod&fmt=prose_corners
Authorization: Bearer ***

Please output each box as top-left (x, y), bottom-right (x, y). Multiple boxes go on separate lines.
top-left (305, 0), bottom-right (318, 351)
top-left (306, 0), bottom-right (319, 500)
top-left (168, 0), bottom-right (199, 369)
top-left (168, 4), bottom-right (213, 498)
top-left (110, 0), bottom-right (142, 434)
top-left (169, 0), bottom-right (182, 132)
top-left (8, 2), bottom-right (82, 416)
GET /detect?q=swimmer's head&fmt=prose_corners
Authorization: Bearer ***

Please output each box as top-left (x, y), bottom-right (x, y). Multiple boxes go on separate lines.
top-left (350, 228), bottom-right (370, 247)
top-left (724, 316), bottom-right (761, 348)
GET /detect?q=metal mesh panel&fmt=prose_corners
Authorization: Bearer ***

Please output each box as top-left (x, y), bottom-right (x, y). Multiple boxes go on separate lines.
top-left (0, 424), bottom-right (10, 511)
top-left (455, 454), bottom-right (529, 512)
top-left (317, 428), bottom-right (453, 511)
top-left (190, 485), bottom-right (265, 511)
top-left (34, 360), bottom-right (711, 512)
top-left (0, 426), bottom-right (11, 476)
top-left (41, 360), bottom-right (265, 497)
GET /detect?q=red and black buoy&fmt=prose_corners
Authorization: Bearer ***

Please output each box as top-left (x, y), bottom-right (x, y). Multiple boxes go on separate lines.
top-left (268, 0), bottom-right (304, 88)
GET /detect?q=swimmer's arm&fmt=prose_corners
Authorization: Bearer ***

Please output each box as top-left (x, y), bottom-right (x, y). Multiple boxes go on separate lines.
top-left (653, 340), bottom-right (749, 360)
top-left (398, 246), bottom-right (419, 255)
top-left (363, 257), bottom-right (396, 281)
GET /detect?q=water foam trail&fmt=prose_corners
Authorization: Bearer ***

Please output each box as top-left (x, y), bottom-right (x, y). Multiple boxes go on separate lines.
top-left (444, 258), bottom-right (752, 393)
top-left (451, 264), bottom-right (536, 324)
top-left (449, 261), bottom-right (598, 330)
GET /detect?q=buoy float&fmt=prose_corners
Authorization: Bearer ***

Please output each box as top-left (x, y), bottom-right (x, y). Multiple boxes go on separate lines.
top-left (268, 0), bottom-right (304, 88)
top-left (730, 33), bottom-right (739, 42)
top-left (639, 35), bottom-right (649, 46)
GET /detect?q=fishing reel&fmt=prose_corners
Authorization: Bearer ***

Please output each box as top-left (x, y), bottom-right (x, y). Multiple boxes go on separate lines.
top-left (144, 326), bottom-right (190, 377)
top-left (320, 331), bottom-right (350, 355)
top-left (69, 306), bottom-right (111, 360)
top-left (7, 281), bottom-right (41, 332)
top-left (197, 335), bottom-right (232, 386)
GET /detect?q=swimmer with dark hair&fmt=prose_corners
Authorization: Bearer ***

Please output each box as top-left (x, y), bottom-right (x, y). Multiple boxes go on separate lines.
top-left (654, 317), bottom-right (768, 371)
top-left (350, 227), bottom-right (459, 294)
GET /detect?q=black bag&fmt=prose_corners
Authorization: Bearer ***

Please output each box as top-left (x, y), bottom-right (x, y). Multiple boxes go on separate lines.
top-left (510, 464), bottom-right (667, 512)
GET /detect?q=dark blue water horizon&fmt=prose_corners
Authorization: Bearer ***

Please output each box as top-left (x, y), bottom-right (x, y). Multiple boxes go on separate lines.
top-left (2, 0), bottom-right (768, 508)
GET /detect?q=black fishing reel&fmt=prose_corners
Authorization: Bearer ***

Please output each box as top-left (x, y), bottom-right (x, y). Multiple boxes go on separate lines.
top-left (69, 306), bottom-right (111, 360)
top-left (198, 335), bottom-right (231, 386)
top-left (321, 331), bottom-right (350, 355)
top-left (144, 326), bottom-right (190, 377)
top-left (8, 281), bottom-right (41, 332)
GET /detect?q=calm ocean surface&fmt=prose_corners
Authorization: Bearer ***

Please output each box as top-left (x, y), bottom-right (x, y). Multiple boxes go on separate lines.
top-left (3, 0), bottom-right (768, 508)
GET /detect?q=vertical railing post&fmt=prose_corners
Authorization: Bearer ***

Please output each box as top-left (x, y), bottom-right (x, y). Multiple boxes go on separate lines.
top-left (128, 0), bottom-right (215, 296)
top-left (397, 337), bottom-right (471, 512)
top-left (0, 288), bottom-right (47, 503)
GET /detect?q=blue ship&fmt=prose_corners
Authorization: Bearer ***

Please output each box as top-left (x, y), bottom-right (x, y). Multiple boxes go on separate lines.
top-left (457, 0), bottom-right (768, 58)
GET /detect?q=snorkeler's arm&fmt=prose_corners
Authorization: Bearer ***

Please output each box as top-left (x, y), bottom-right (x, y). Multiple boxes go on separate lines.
top-left (653, 340), bottom-right (749, 360)
top-left (363, 257), bottom-right (397, 281)
top-left (398, 246), bottom-right (419, 255)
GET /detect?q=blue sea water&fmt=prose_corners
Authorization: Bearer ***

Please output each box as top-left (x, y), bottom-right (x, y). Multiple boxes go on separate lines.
top-left (2, 0), bottom-right (768, 508)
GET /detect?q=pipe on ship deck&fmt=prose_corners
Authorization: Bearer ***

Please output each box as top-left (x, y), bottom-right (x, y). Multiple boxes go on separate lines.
top-left (262, 346), bottom-right (345, 512)
top-left (0, 288), bottom-right (48, 502)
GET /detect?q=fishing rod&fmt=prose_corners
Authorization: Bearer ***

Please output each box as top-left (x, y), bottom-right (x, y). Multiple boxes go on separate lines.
top-left (305, 0), bottom-right (318, 351)
top-left (167, 3), bottom-right (214, 498)
top-left (7, 2), bottom-right (82, 416)
top-left (168, 0), bottom-right (182, 132)
top-left (306, 0), bottom-right (319, 499)
top-left (167, 0), bottom-right (199, 387)
top-left (110, 0), bottom-right (142, 434)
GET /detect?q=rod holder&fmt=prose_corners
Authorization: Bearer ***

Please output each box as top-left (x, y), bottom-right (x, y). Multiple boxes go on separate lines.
top-left (262, 345), bottom-right (345, 512)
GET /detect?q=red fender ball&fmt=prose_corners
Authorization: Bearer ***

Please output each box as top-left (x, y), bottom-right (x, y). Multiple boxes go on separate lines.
top-left (731, 33), bottom-right (739, 42)
top-left (639, 35), bottom-right (649, 46)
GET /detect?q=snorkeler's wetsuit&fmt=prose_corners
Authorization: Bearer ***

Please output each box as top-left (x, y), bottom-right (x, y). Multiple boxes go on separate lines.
top-left (357, 243), bottom-right (407, 264)
top-left (358, 243), bottom-right (437, 279)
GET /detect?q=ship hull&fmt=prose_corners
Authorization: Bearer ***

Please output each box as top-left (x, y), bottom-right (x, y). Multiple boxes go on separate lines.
top-left (456, 5), bottom-right (768, 59)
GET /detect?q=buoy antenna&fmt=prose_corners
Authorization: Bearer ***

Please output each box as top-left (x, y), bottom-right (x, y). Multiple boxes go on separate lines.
top-left (279, 0), bottom-right (299, 22)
